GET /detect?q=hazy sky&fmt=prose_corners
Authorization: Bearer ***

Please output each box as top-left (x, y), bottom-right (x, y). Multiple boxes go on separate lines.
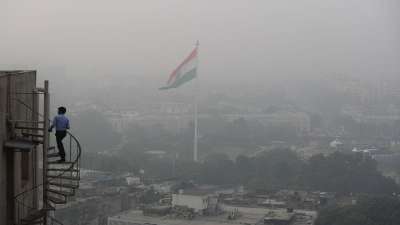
top-left (2, 0), bottom-right (400, 88)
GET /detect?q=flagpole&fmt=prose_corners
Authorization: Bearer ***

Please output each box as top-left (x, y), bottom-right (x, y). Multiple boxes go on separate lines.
top-left (193, 41), bottom-right (199, 162)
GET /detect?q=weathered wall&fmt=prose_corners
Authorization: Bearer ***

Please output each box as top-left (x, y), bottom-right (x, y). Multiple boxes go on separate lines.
top-left (172, 194), bottom-right (208, 212)
top-left (0, 71), bottom-right (37, 225)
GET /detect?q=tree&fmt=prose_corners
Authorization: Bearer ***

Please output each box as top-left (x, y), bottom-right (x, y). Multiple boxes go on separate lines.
top-left (316, 196), bottom-right (400, 225)
top-left (302, 152), bottom-right (399, 194)
top-left (200, 153), bottom-right (237, 185)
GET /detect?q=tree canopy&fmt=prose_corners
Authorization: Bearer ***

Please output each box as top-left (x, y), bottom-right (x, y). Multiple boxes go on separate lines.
top-left (316, 196), bottom-right (400, 225)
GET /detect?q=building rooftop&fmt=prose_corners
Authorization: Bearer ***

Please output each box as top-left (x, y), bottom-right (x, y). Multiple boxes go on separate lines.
top-left (109, 206), bottom-right (279, 225)
top-left (263, 210), bottom-right (294, 221)
top-left (109, 206), bottom-right (319, 225)
top-left (177, 185), bottom-right (236, 196)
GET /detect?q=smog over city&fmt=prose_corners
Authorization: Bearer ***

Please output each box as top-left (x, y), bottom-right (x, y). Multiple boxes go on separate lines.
top-left (1, 1), bottom-right (400, 225)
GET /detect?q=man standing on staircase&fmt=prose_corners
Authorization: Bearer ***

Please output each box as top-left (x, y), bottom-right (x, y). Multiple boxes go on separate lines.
top-left (48, 106), bottom-right (70, 162)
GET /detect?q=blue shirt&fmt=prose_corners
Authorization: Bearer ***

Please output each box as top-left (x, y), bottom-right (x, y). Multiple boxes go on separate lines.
top-left (52, 114), bottom-right (70, 131)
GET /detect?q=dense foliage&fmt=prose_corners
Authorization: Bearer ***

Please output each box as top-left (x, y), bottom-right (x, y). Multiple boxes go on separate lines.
top-left (302, 153), bottom-right (398, 194)
top-left (315, 196), bottom-right (400, 225)
top-left (74, 110), bottom-right (399, 194)
top-left (83, 149), bottom-right (399, 195)
top-left (192, 150), bottom-right (399, 194)
top-left (119, 119), bottom-right (308, 172)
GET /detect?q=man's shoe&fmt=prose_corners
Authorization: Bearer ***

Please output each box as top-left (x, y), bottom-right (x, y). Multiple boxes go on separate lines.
top-left (57, 159), bottom-right (65, 163)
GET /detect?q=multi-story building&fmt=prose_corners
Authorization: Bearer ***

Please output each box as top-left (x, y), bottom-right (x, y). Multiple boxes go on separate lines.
top-left (0, 71), bottom-right (82, 225)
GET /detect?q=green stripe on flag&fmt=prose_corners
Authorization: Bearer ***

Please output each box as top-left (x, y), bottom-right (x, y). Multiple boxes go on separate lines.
top-left (159, 68), bottom-right (197, 90)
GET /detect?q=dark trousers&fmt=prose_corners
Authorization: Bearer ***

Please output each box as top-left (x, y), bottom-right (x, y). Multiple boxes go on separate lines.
top-left (55, 131), bottom-right (67, 160)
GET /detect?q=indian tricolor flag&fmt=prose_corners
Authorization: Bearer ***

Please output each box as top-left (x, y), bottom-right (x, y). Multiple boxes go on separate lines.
top-left (159, 46), bottom-right (198, 90)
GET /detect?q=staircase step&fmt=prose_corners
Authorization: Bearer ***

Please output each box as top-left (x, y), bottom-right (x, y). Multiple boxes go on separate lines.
top-left (48, 182), bottom-right (78, 189)
top-left (43, 205), bottom-right (56, 211)
top-left (22, 132), bottom-right (44, 138)
top-left (21, 219), bottom-right (43, 225)
top-left (47, 153), bottom-right (60, 158)
top-left (47, 175), bottom-right (79, 181)
top-left (48, 146), bottom-right (56, 151)
top-left (15, 126), bottom-right (44, 130)
top-left (47, 161), bottom-right (73, 165)
top-left (8, 119), bottom-right (45, 124)
top-left (48, 196), bottom-right (66, 204)
top-left (47, 188), bottom-right (74, 196)
top-left (31, 139), bottom-right (44, 144)
top-left (47, 168), bottom-right (79, 172)
top-left (21, 209), bottom-right (46, 223)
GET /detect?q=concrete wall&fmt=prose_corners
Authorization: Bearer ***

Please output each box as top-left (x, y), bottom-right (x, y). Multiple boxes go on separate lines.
top-left (0, 71), bottom-right (38, 225)
top-left (172, 194), bottom-right (208, 212)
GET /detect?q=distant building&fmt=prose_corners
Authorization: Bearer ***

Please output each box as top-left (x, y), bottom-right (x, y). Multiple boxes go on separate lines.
top-left (172, 192), bottom-right (218, 214)
top-left (352, 147), bottom-right (378, 155)
top-left (258, 199), bottom-right (287, 208)
top-left (224, 112), bottom-right (311, 134)
top-left (319, 192), bottom-right (336, 207)
top-left (126, 176), bottom-right (141, 186)
top-left (263, 210), bottom-right (295, 225)
top-left (329, 139), bottom-right (343, 148)
top-left (144, 150), bottom-right (167, 159)
top-left (151, 182), bottom-right (175, 193)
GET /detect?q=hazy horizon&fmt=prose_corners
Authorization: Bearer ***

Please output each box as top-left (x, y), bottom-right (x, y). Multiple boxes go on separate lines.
top-left (2, 0), bottom-right (400, 90)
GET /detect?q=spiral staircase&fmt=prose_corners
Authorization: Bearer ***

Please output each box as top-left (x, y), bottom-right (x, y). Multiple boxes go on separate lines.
top-left (4, 80), bottom-right (82, 225)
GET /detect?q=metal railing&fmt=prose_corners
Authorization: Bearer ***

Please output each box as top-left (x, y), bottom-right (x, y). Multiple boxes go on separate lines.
top-left (11, 94), bottom-right (82, 225)
top-left (14, 130), bottom-right (82, 225)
